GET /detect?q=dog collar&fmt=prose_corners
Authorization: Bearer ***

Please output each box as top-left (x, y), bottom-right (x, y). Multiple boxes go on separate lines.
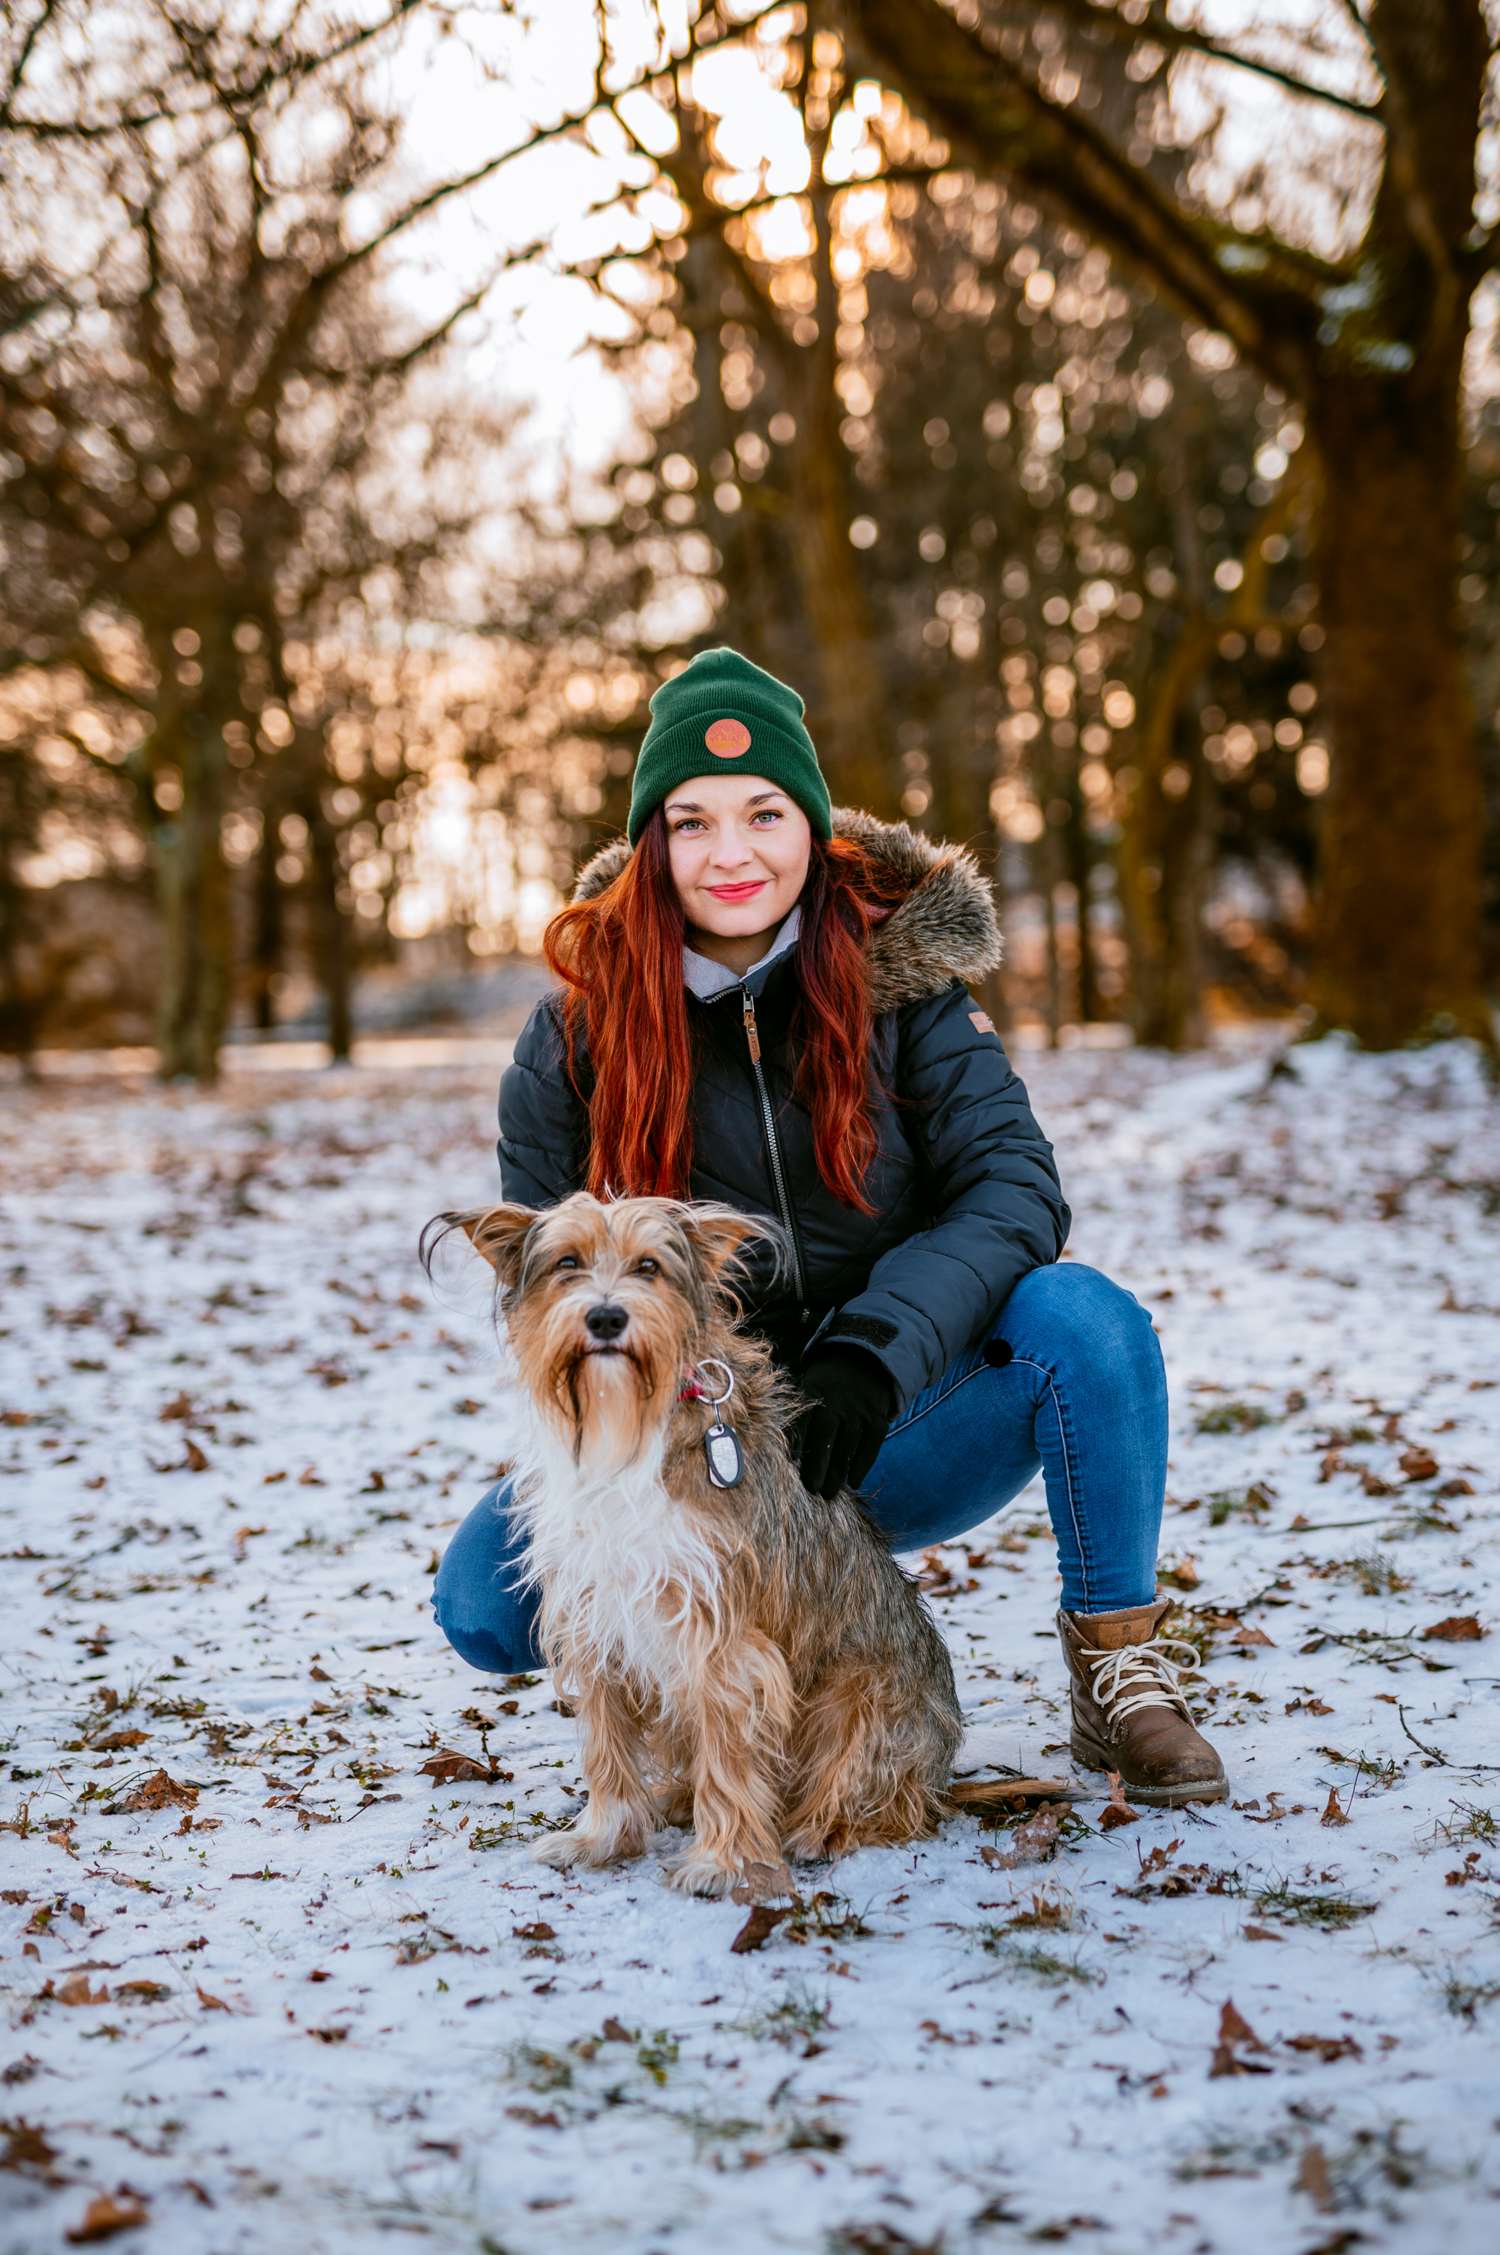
top-left (678, 1359), bottom-right (745, 1487)
top-left (678, 1358), bottom-right (729, 1405)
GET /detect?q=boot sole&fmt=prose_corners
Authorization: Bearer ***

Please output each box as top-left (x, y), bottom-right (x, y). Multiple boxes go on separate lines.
top-left (1071, 1740), bottom-right (1229, 1808)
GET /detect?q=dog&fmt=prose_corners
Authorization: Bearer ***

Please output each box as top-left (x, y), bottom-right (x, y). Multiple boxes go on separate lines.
top-left (424, 1190), bottom-right (963, 1899)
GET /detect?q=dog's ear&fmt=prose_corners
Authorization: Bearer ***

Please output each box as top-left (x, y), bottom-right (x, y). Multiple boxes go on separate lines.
top-left (455, 1202), bottom-right (539, 1288)
top-left (678, 1202), bottom-right (786, 1296)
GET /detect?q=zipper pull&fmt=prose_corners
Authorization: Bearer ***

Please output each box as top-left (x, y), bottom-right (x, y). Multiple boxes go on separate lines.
top-left (741, 989), bottom-right (761, 1063)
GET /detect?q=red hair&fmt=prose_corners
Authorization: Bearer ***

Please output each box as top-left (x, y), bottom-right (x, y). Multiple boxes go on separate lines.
top-left (542, 807), bottom-right (917, 1219)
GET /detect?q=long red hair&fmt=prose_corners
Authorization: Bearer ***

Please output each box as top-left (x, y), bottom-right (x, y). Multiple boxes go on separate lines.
top-left (541, 806), bottom-right (916, 1218)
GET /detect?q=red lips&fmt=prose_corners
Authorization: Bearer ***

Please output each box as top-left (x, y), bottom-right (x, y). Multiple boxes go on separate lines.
top-left (707, 881), bottom-right (766, 899)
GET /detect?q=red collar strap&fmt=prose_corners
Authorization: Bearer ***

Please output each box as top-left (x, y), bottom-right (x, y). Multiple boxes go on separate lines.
top-left (678, 1373), bottom-right (711, 1402)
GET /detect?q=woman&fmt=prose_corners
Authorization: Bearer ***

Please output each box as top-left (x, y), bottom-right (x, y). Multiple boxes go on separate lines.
top-left (432, 645), bottom-right (1226, 1806)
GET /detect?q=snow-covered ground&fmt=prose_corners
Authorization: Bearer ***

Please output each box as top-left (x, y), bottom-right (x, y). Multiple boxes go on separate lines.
top-left (3, 1023), bottom-right (1499, 2255)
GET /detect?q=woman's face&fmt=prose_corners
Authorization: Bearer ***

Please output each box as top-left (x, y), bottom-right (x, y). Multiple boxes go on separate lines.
top-left (663, 773), bottom-right (812, 941)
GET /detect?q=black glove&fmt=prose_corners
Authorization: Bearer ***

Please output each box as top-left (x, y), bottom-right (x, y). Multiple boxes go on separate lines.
top-left (791, 1347), bottom-right (897, 1500)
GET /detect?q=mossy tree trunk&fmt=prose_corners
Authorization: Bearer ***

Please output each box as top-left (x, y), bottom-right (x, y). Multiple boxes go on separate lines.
top-left (1303, 360), bottom-right (1491, 1046)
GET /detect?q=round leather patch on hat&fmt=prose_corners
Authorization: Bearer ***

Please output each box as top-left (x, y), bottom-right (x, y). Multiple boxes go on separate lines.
top-left (704, 717), bottom-right (751, 757)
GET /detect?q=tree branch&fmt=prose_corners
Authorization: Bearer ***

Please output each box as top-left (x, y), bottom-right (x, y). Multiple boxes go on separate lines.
top-left (0, 0), bottom-right (431, 139)
top-left (614, 72), bottom-right (800, 376)
top-left (849, 0), bottom-right (1327, 394)
top-left (1046, 0), bottom-right (1383, 122)
top-left (0, 0), bottom-right (63, 126)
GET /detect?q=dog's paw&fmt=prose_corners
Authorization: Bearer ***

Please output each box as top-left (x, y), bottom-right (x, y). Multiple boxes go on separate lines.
top-left (662, 1847), bottom-right (794, 1901)
top-left (661, 1847), bottom-right (739, 1898)
top-left (781, 1826), bottom-right (840, 1865)
top-left (532, 1827), bottom-right (588, 1872)
top-left (532, 1815), bottom-right (649, 1872)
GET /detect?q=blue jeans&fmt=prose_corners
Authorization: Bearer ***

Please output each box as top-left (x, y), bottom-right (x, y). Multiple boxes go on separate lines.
top-left (430, 1260), bottom-right (1168, 1673)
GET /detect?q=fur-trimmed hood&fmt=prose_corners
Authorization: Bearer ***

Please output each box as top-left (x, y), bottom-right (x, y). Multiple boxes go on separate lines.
top-left (568, 803), bottom-right (1002, 1014)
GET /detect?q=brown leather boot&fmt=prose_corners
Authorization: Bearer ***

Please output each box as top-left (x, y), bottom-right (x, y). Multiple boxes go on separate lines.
top-left (1057, 1596), bottom-right (1228, 1807)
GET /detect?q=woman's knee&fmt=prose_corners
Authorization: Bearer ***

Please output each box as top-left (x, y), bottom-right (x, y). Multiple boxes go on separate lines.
top-left (430, 1479), bottom-right (540, 1676)
top-left (998, 1261), bottom-right (1164, 1384)
top-left (432, 1604), bottom-right (532, 1676)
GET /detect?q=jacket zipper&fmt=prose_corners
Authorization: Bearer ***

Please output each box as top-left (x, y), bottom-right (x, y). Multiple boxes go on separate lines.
top-left (740, 987), bottom-right (811, 1322)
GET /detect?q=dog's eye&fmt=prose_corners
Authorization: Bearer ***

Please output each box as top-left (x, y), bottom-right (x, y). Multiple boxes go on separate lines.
top-left (553, 1253), bottom-right (580, 1272)
top-left (633, 1258), bottom-right (659, 1277)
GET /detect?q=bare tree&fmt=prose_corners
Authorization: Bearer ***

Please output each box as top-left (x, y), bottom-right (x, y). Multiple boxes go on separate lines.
top-left (841, 0), bottom-right (1498, 1054)
top-left (0, 1), bottom-right (513, 1076)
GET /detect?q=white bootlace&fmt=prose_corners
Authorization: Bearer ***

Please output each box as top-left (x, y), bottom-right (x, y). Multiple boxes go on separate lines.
top-left (1084, 1635), bottom-right (1203, 1723)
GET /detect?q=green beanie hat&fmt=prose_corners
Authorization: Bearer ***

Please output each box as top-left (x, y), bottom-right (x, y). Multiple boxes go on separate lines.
top-left (626, 645), bottom-right (833, 847)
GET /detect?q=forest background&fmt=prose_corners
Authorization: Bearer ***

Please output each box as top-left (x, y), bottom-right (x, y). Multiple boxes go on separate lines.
top-left (3, 0), bottom-right (1499, 1076)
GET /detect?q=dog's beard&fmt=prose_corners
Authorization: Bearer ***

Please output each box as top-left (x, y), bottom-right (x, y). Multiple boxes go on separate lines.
top-left (539, 1337), bottom-right (666, 1476)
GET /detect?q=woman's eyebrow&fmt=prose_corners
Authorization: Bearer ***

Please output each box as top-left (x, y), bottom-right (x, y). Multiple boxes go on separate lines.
top-left (664, 790), bottom-right (787, 813)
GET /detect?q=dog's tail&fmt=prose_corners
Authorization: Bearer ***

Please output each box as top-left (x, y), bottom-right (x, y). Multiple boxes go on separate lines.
top-left (944, 1773), bottom-right (1083, 1814)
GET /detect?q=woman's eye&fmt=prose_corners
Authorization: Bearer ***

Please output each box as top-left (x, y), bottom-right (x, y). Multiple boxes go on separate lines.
top-left (671, 810), bottom-right (782, 833)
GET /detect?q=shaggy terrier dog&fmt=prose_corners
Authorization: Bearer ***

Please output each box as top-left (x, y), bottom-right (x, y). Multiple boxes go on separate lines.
top-left (427, 1191), bottom-right (963, 1899)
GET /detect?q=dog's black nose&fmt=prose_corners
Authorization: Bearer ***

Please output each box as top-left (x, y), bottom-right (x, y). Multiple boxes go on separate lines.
top-left (584, 1302), bottom-right (629, 1342)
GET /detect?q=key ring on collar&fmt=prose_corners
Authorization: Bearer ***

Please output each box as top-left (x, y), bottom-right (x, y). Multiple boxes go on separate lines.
top-left (692, 1356), bottom-right (735, 1412)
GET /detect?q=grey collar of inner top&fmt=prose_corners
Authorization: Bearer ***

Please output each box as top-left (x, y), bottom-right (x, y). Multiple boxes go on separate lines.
top-left (682, 900), bottom-right (802, 1001)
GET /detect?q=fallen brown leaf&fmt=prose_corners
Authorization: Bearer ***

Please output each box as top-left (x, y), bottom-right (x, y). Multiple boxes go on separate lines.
top-left (418, 1747), bottom-right (513, 1786)
top-left (65, 2191), bottom-right (150, 2243)
top-left (1422, 1615), bottom-right (1485, 1642)
top-left (111, 1769), bottom-right (199, 1813)
top-left (1099, 1771), bottom-right (1142, 1830)
top-left (1, 2118), bottom-right (61, 2177)
top-left (988, 1804), bottom-right (1064, 1866)
top-left (54, 1973), bottom-right (110, 2006)
top-left (1158, 1555), bottom-right (1201, 1591)
top-left (1287, 2032), bottom-right (1362, 2062)
top-left (1219, 1999), bottom-right (1268, 2050)
top-left (1295, 2142), bottom-right (1336, 2211)
top-left (730, 1903), bottom-right (792, 1954)
top-left (1209, 1997), bottom-right (1273, 2078)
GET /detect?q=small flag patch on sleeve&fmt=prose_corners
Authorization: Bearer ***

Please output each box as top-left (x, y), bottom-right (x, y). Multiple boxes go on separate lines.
top-left (969, 1008), bottom-right (996, 1034)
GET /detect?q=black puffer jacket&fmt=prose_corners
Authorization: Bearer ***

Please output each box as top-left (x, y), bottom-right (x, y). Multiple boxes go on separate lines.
top-left (496, 806), bottom-right (1072, 1420)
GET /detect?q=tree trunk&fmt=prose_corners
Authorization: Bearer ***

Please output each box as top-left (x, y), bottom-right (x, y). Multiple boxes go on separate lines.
top-left (1040, 856), bottom-right (1061, 1047)
top-left (248, 790), bottom-right (284, 1034)
top-left (1305, 368), bottom-right (1494, 1050)
top-left (1061, 782), bottom-right (1102, 1023)
top-left (1118, 692), bottom-right (1212, 1049)
top-left (784, 410), bottom-right (892, 815)
top-left (0, 750), bottom-right (40, 1068)
top-left (304, 784), bottom-right (354, 1063)
top-left (784, 173), bottom-right (893, 823)
top-left (156, 704), bottom-right (232, 1082)
top-left (937, 741), bottom-right (1010, 1030)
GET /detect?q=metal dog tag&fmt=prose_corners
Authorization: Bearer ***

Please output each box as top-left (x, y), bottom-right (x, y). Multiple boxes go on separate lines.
top-left (703, 1417), bottom-right (744, 1488)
